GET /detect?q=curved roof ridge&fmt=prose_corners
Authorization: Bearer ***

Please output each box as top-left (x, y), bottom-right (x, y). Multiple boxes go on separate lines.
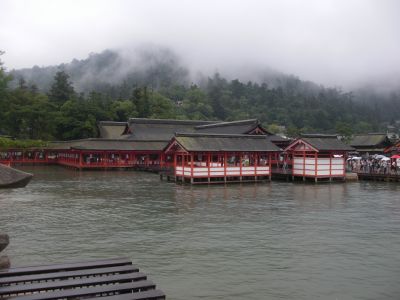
top-left (98, 121), bottom-right (128, 125)
top-left (128, 118), bottom-right (219, 125)
top-left (194, 119), bottom-right (258, 129)
top-left (175, 132), bottom-right (266, 139)
top-left (51, 138), bottom-right (136, 143)
top-left (300, 134), bottom-right (338, 138)
top-left (353, 133), bottom-right (387, 136)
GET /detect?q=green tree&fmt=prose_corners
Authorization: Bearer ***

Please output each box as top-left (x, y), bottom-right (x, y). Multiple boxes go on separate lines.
top-left (0, 51), bottom-right (13, 134)
top-left (48, 70), bottom-right (75, 106)
top-left (207, 73), bottom-right (229, 120)
top-left (131, 87), bottom-right (150, 117)
top-left (6, 87), bottom-right (56, 139)
top-left (267, 124), bottom-right (282, 134)
top-left (86, 91), bottom-right (115, 122)
top-left (286, 125), bottom-right (301, 138)
top-left (181, 86), bottom-right (214, 120)
top-left (335, 122), bottom-right (353, 142)
top-left (55, 97), bottom-right (97, 140)
top-left (354, 121), bottom-right (372, 134)
top-left (112, 100), bottom-right (138, 121)
top-left (148, 92), bottom-right (176, 119)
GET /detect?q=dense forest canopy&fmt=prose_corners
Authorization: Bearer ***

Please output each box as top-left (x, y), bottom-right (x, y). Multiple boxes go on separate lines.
top-left (1, 48), bottom-right (400, 141)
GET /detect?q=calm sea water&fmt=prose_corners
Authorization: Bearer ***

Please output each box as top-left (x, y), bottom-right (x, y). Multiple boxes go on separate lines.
top-left (1, 166), bottom-right (399, 300)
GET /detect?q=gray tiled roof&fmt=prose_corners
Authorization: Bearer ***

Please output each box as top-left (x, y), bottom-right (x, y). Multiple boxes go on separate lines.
top-left (125, 118), bottom-right (276, 140)
top-left (173, 133), bottom-right (281, 152)
top-left (349, 133), bottom-right (390, 147)
top-left (50, 139), bottom-right (167, 151)
top-left (98, 121), bottom-right (128, 139)
top-left (125, 118), bottom-right (217, 141)
top-left (298, 134), bottom-right (354, 151)
top-left (194, 119), bottom-right (263, 134)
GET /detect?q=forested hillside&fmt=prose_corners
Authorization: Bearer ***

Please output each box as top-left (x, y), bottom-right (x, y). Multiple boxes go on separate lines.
top-left (1, 48), bottom-right (399, 141)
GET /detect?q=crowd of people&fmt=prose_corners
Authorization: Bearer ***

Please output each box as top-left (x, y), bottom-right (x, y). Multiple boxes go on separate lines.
top-left (348, 155), bottom-right (399, 175)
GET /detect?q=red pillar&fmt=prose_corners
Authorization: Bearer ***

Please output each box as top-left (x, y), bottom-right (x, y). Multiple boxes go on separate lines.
top-left (182, 154), bottom-right (186, 182)
top-left (174, 153), bottom-right (177, 177)
top-left (79, 151), bottom-right (83, 169)
top-left (239, 152), bottom-right (243, 180)
top-left (342, 152), bottom-right (346, 177)
top-left (190, 153), bottom-right (194, 178)
top-left (254, 152), bottom-right (258, 177)
top-left (160, 153), bottom-right (164, 168)
top-left (269, 153), bottom-right (272, 180)
top-left (315, 152), bottom-right (318, 178)
top-left (207, 153), bottom-right (211, 180)
top-left (224, 152), bottom-right (227, 181)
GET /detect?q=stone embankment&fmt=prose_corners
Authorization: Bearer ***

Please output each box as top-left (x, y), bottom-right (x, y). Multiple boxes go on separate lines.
top-left (0, 233), bottom-right (10, 269)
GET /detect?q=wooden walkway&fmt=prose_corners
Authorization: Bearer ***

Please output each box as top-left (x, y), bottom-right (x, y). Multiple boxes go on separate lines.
top-left (0, 258), bottom-right (165, 300)
top-left (357, 172), bottom-right (400, 182)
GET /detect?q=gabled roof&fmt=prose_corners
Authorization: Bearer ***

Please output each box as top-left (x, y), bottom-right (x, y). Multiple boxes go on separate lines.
top-left (168, 133), bottom-right (281, 152)
top-left (98, 121), bottom-right (128, 139)
top-left (350, 133), bottom-right (391, 147)
top-left (99, 118), bottom-right (285, 144)
top-left (125, 118), bottom-right (218, 141)
top-left (194, 119), bottom-right (269, 135)
top-left (49, 139), bottom-right (167, 151)
top-left (285, 134), bottom-right (354, 152)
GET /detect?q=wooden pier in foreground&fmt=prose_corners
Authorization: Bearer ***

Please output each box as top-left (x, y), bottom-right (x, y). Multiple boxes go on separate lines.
top-left (0, 257), bottom-right (165, 300)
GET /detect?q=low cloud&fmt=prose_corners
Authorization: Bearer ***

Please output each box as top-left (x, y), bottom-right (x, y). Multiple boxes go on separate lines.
top-left (1, 0), bottom-right (399, 89)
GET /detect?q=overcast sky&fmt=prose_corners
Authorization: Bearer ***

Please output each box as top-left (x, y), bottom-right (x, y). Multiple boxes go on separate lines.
top-left (0, 0), bottom-right (399, 87)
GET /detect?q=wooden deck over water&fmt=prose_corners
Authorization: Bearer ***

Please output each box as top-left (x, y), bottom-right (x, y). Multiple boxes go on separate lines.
top-left (0, 258), bottom-right (165, 300)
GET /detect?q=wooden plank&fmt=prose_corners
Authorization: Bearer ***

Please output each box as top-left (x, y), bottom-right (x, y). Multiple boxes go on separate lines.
top-left (84, 289), bottom-right (166, 300)
top-left (0, 272), bottom-right (147, 296)
top-left (0, 265), bottom-right (138, 285)
top-left (5, 281), bottom-right (155, 300)
top-left (0, 258), bottom-right (132, 277)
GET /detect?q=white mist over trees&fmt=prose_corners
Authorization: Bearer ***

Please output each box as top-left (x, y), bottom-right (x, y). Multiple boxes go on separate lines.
top-left (1, 45), bottom-right (399, 142)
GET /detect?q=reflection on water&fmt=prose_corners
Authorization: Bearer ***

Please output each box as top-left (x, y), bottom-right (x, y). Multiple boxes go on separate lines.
top-left (1, 166), bottom-right (400, 300)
